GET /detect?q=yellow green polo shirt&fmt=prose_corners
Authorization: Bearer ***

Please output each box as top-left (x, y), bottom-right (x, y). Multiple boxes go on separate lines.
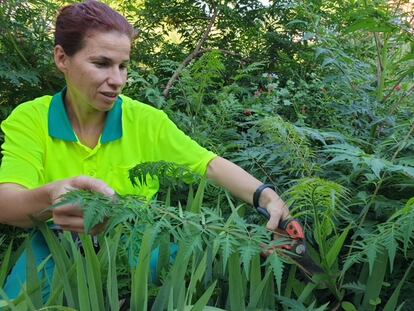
top-left (0, 89), bottom-right (217, 199)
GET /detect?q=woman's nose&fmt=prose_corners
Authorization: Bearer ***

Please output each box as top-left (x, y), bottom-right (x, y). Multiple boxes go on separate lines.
top-left (107, 67), bottom-right (125, 87)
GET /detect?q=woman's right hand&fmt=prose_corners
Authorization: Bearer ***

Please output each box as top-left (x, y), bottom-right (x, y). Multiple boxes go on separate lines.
top-left (48, 176), bottom-right (115, 233)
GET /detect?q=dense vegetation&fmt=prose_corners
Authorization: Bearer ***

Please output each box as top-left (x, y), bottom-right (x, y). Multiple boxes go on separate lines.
top-left (0, 0), bottom-right (413, 310)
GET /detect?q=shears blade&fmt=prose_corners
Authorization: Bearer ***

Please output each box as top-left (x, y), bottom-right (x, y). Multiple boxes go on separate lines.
top-left (256, 207), bottom-right (324, 276)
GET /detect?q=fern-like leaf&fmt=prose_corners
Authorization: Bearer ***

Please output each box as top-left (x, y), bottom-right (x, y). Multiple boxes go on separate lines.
top-left (128, 161), bottom-right (201, 189)
top-left (268, 253), bottom-right (285, 296)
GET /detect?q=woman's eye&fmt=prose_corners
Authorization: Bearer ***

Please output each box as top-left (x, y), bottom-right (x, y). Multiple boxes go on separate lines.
top-left (94, 62), bottom-right (108, 68)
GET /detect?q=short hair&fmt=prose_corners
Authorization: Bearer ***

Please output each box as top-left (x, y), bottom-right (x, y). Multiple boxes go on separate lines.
top-left (54, 0), bottom-right (136, 56)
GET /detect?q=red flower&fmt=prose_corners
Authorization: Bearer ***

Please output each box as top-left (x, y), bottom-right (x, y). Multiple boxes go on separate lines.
top-left (394, 85), bottom-right (401, 91)
top-left (243, 109), bottom-right (253, 116)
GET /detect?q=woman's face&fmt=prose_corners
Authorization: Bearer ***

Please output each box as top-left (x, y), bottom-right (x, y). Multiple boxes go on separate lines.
top-left (55, 31), bottom-right (131, 112)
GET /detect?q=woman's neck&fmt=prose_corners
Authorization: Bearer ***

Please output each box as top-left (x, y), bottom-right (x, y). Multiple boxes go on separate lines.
top-left (64, 91), bottom-right (106, 149)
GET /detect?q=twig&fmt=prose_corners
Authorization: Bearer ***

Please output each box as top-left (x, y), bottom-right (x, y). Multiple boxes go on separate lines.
top-left (163, 6), bottom-right (218, 98)
top-left (381, 73), bottom-right (406, 104)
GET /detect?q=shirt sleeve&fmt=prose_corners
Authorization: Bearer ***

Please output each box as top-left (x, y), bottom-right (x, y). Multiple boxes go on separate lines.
top-left (0, 104), bottom-right (45, 189)
top-left (154, 112), bottom-right (217, 176)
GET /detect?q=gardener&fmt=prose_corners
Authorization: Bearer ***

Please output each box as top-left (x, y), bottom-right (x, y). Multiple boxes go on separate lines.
top-left (0, 0), bottom-right (289, 301)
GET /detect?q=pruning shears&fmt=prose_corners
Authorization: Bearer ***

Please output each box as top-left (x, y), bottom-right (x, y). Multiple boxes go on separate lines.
top-left (256, 207), bottom-right (324, 276)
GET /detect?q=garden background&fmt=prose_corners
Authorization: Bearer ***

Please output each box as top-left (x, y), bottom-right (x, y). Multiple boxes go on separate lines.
top-left (0, 0), bottom-right (413, 310)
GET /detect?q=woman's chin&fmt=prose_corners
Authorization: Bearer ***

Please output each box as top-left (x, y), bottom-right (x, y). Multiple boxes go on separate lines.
top-left (94, 99), bottom-right (116, 111)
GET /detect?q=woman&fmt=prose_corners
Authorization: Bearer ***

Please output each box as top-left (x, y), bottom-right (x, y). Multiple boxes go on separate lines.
top-left (0, 0), bottom-right (289, 300)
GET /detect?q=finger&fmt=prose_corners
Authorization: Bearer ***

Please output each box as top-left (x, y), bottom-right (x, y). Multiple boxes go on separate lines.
top-left (266, 212), bottom-right (282, 231)
top-left (281, 206), bottom-right (290, 219)
top-left (53, 215), bottom-right (84, 229)
top-left (59, 225), bottom-right (85, 233)
top-left (71, 176), bottom-right (115, 196)
top-left (53, 204), bottom-right (84, 217)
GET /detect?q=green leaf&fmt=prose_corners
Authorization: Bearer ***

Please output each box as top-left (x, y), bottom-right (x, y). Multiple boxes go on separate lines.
top-left (249, 254), bottom-right (261, 299)
top-left (345, 19), bottom-right (395, 33)
top-left (298, 282), bottom-right (317, 304)
top-left (383, 260), bottom-right (414, 311)
top-left (0, 287), bottom-right (18, 310)
top-left (105, 231), bottom-right (121, 311)
top-left (38, 223), bottom-right (76, 307)
top-left (228, 253), bottom-right (245, 311)
top-left (363, 157), bottom-right (386, 178)
top-left (155, 233), bottom-right (171, 283)
top-left (0, 241), bottom-right (13, 287)
top-left (362, 247), bottom-right (388, 311)
top-left (75, 252), bottom-right (90, 311)
top-left (278, 295), bottom-right (329, 310)
top-left (268, 253), bottom-right (284, 296)
top-left (131, 225), bottom-right (155, 311)
top-left (366, 245), bottom-right (377, 276)
top-left (341, 301), bottom-right (358, 311)
top-left (26, 241), bottom-right (43, 309)
top-left (189, 178), bottom-right (206, 213)
top-left (239, 241), bottom-right (260, 277)
top-left (129, 161), bottom-right (200, 190)
top-left (169, 243), bottom-right (192, 308)
top-left (384, 235), bottom-right (397, 273)
top-left (326, 226), bottom-right (350, 269)
top-left (151, 281), bottom-right (172, 311)
top-left (79, 235), bottom-right (105, 311)
top-left (247, 269), bottom-right (271, 309)
top-left (186, 251), bottom-right (208, 304)
top-left (190, 280), bottom-right (217, 311)
top-left (218, 234), bottom-right (236, 272)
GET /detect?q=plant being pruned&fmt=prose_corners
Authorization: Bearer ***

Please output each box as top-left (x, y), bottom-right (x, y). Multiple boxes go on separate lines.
top-left (128, 161), bottom-right (201, 189)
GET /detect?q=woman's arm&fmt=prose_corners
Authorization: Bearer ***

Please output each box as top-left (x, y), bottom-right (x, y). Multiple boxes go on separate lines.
top-left (0, 183), bottom-right (52, 227)
top-left (206, 156), bottom-right (289, 230)
top-left (0, 176), bottom-right (114, 231)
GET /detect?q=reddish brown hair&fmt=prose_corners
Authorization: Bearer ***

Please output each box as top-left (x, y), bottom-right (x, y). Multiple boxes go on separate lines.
top-left (54, 0), bottom-right (136, 56)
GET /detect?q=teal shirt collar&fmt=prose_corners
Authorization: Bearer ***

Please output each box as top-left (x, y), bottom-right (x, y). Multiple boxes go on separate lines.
top-left (48, 88), bottom-right (123, 143)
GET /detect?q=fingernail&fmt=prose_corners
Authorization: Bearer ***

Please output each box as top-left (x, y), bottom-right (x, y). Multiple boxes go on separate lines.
top-left (104, 188), bottom-right (115, 196)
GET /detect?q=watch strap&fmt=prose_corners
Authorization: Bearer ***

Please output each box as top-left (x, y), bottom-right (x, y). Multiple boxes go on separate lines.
top-left (253, 183), bottom-right (275, 209)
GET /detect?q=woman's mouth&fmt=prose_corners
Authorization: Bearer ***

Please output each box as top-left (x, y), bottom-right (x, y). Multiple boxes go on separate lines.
top-left (100, 92), bottom-right (118, 101)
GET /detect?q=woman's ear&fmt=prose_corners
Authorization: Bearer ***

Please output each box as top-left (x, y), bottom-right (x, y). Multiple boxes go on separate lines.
top-left (54, 45), bottom-right (69, 74)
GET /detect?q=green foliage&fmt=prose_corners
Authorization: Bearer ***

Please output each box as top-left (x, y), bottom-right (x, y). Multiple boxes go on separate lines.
top-left (286, 177), bottom-right (350, 237)
top-left (260, 116), bottom-right (317, 177)
top-left (1, 187), bottom-right (293, 310)
top-left (128, 161), bottom-right (201, 188)
top-left (0, 0), bottom-right (63, 110)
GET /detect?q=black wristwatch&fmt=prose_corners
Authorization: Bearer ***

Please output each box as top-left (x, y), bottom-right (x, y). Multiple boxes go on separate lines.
top-left (253, 183), bottom-right (275, 209)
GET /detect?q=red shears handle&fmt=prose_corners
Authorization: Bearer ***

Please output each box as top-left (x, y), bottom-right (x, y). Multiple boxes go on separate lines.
top-left (256, 207), bottom-right (305, 240)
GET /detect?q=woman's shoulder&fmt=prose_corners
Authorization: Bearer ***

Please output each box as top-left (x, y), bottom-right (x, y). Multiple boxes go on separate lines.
top-left (120, 94), bottom-right (167, 119)
top-left (11, 95), bottom-right (52, 114)
top-left (6, 95), bottom-right (52, 121)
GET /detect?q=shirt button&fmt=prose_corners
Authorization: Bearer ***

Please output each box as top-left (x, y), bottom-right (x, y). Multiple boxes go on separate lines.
top-left (88, 170), bottom-right (96, 176)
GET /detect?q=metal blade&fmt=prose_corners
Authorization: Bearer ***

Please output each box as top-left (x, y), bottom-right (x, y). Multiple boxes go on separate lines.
top-left (295, 251), bottom-right (324, 275)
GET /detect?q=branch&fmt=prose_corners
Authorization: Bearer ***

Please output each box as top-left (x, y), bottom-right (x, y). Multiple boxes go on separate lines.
top-left (163, 6), bottom-right (218, 98)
